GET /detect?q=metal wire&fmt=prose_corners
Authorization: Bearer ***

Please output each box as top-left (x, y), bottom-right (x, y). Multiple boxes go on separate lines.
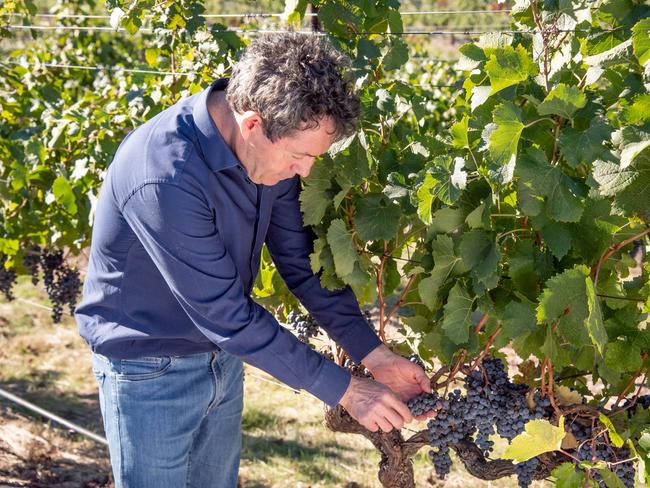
top-left (5, 60), bottom-right (194, 76)
top-left (7, 24), bottom-right (576, 36)
top-left (6, 23), bottom-right (606, 36)
top-left (4, 9), bottom-right (513, 21)
top-left (4, 60), bottom-right (465, 86)
top-left (0, 387), bottom-right (108, 445)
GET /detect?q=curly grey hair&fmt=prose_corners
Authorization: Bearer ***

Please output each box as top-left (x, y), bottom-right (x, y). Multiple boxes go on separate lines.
top-left (226, 32), bottom-right (360, 142)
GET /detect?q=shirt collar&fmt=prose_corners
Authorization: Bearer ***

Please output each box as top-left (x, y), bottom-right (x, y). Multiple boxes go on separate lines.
top-left (192, 79), bottom-right (240, 173)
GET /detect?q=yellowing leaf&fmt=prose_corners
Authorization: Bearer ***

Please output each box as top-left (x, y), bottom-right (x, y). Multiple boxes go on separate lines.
top-left (554, 385), bottom-right (583, 406)
top-left (503, 417), bottom-right (566, 463)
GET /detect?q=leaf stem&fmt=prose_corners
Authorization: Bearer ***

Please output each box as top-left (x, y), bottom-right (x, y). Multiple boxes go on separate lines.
top-left (497, 228), bottom-right (529, 242)
top-left (592, 227), bottom-right (650, 290)
top-left (523, 117), bottom-right (555, 128)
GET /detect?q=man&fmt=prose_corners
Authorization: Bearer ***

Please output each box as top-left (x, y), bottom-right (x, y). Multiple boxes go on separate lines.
top-left (76, 32), bottom-right (431, 487)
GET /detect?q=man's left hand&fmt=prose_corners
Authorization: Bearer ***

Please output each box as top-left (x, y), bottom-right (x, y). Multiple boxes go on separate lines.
top-left (361, 344), bottom-right (435, 421)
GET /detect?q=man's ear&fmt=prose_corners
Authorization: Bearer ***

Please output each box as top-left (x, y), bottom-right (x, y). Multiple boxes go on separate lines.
top-left (237, 111), bottom-right (262, 141)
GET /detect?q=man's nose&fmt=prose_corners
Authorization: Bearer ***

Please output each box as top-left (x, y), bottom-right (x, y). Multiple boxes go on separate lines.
top-left (293, 158), bottom-right (314, 178)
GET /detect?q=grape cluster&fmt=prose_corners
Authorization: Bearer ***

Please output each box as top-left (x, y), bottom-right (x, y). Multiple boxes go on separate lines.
top-left (0, 255), bottom-right (17, 301)
top-left (286, 310), bottom-right (321, 343)
top-left (22, 247), bottom-right (41, 285)
top-left (428, 448), bottom-right (452, 480)
top-left (570, 422), bottom-right (635, 488)
top-left (421, 357), bottom-right (553, 485)
top-left (407, 392), bottom-right (440, 417)
top-left (40, 249), bottom-right (81, 323)
top-left (426, 389), bottom-right (473, 479)
top-left (515, 458), bottom-right (539, 488)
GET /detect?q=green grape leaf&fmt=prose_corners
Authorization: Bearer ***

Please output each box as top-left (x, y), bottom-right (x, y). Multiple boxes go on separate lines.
top-left (539, 220), bottom-right (572, 259)
top-left (422, 156), bottom-right (465, 206)
top-left (598, 413), bottom-right (624, 448)
top-left (383, 38), bottom-right (409, 71)
top-left (419, 236), bottom-right (463, 310)
top-left (485, 44), bottom-right (537, 95)
top-left (354, 194), bottom-right (401, 241)
top-left (465, 197), bottom-right (492, 229)
top-left (585, 277), bottom-right (608, 356)
top-left (281, 0), bottom-right (308, 26)
top-left (584, 39), bottom-right (633, 68)
top-left (144, 48), bottom-right (160, 67)
top-left (430, 207), bottom-right (465, 234)
top-left (537, 84), bottom-right (587, 119)
top-left (621, 94), bottom-right (650, 125)
top-left (442, 282), bottom-right (474, 344)
top-left (457, 42), bottom-right (486, 71)
top-left (344, 261), bottom-right (377, 304)
top-left (504, 417), bottom-right (566, 463)
top-left (326, 219), bottom-right (357, 277)
top-left (52, 176), bottom-right (78, 215)
top-left (537, 265), bottom-right (591, 344)
top-left (604, 341), bottom-right (642, 373)
top-left (593, 143), bottom-right (650, 219)
top-left (516, 148), bottom-right (584, 222)
top-left (501, 300), bottom-right (537, 340)
top-left (558, 118), bottom-right (611, 168)
top-left (309, 236), bottom-right (327, 274)
top-left (459, 230), bottom-right (500, 289)
top-left (632, 18), bottom-right (650, 66)
top-left (598, 469), bottom-right (626, 488)
top-left (489, 102), bottom-right (524, 169)
top-left (451, 115), bottom-right (470, 148)
top-left (300, 184), bottom-right (331, 226)
top-left (416, 173), bottom-right (436, 224)
top-left (508, 240), bottom-right (540, 300)
top-left (553, 462), bottom-right (586, 488)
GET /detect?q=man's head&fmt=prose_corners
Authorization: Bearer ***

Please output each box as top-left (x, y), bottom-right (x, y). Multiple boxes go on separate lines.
top-left (226, 32), bottom-right (360, 185)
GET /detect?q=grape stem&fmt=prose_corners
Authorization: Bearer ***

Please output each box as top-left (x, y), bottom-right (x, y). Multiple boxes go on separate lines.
top-left (468, 324), bottom-right (501, 372)
top-left (558, 449), bottom-right (581, 464)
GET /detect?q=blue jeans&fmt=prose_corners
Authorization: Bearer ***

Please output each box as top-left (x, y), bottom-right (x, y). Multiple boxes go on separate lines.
top-left (92, 350), bottom-right (244, 488)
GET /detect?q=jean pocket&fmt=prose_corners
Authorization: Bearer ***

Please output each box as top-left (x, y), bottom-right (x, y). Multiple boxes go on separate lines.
top-left (115, 356), bottom-right (174, 381)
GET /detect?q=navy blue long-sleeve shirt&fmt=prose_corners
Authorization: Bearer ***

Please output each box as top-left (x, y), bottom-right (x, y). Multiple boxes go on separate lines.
top-left (75, 79), bottom-right (382, 406)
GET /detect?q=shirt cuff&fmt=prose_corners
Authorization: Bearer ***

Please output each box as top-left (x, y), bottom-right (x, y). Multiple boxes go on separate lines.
top-left (336, 318), bottom-right (384, 364)
top-left (306, 359), bottom-right (352, 407)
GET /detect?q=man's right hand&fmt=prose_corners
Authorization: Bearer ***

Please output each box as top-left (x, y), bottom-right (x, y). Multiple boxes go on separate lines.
top-left (338, 375), bottom-right (413, 432)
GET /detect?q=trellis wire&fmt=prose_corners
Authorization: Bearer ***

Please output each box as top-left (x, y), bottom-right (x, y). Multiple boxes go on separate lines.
top-left (4, 9), bottom-right (512, 21)
top-left (0, 387), bottom-right (109, 445)
top-left (6, 24), bottom-right (593, 36)
top-left (4, 60), bottom-right (466, 85)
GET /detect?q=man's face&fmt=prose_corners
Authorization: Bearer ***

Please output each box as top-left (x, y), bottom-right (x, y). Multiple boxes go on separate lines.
top-left (242, 116), bottom-right (336, 186)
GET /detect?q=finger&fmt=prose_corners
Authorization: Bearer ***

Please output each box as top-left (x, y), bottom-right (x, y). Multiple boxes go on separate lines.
top-left (415, 410), bottom-right (436, 421)
top-left (385, 394), bottom-right (413, 424)
top-left (365, 421), bottom-right (379, 432)
top-left (376, 417), bottom-right (393, 432)
top-left (380, 406), bottom-right (405, 430)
